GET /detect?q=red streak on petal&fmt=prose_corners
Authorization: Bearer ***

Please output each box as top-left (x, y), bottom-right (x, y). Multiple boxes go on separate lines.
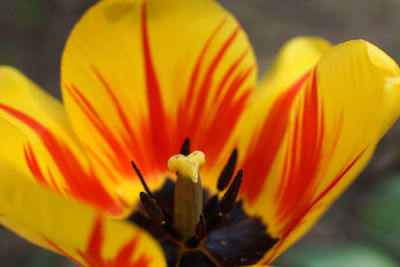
top-left (274, 71), bottom-right (324, 228)
top-left (187, 26), bottom-right (243, 150)
top-left (214, 48), bottom-right (250, 103)
top-left (141, 2), bottom-right (171, 166)
top-left (77, 217), bottom-right (152, 267)
top-left (0, 104), bottom-right (122, 215)
top-left (81, 217), bottom-right (103, 267)
top-left (248, 70), bottom-right (367, 264)
top-left (64, 7), bottom-right (253, 186)
top-left (24, 144), bottom-right (47, 184)
top-left (45, 238), bottom-right (83, 266)
top-left (265, 149), bottom-right (365, 264)
top-left (91, 66), bottom-right (140, 150)
top-left (175, 19), bottom-right (253, 164)
top-left (184, 17), bottom-right (228, 110)
top-left (139, 6), bottom-right (252, 173)
top-left (198, 66), bottom-right (254, 159)
top-left (65, 83), bottom-right (137, 178)
top-left (239, 72), bottom-right (310, 203)
top-left (91, 66), bottom-right (150, 178)
top-left (190, 26), bottom-right (241, 131)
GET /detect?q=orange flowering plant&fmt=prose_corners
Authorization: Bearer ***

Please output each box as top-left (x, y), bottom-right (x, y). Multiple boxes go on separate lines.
top-left (1, 0), bottom-right (400, 266)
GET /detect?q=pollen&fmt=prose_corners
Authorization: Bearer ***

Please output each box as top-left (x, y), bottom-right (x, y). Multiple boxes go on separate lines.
top-left (167, 151), bottom-right (205, 183)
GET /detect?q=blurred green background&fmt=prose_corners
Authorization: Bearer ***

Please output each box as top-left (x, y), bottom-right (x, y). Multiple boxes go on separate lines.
top-left (1, 0), bottom-right (400, 266)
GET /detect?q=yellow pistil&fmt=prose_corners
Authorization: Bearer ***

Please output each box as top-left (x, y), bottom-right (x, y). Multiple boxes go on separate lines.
top-left (168, 151), bottom-right (205, 240)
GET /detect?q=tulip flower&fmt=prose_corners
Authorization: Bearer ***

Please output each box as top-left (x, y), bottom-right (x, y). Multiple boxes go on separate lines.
top-left (0, 0), bottom-right (399, 266)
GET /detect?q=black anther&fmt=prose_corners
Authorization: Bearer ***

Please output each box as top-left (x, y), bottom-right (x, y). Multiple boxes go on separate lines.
top-left (220, 170), bottom-right (243, 215)
top-left (139, 192), bottom-right (165, 226)
top-left (217, 149), bottom-right (238, 191)
top-left (180, 138), bottom-right (190, 156)
top-left (203, 195), bottom-right (219, 221)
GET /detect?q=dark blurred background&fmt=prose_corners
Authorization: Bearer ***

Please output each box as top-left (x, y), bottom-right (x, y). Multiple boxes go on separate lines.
top-left (1, 0), bottom-right (400, 266)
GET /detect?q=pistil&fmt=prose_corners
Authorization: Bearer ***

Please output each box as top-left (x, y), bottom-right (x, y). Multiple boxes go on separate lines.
top-left (168, 151), bottom-right (205, 240)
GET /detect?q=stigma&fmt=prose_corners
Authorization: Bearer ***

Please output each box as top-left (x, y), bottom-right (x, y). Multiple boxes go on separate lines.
top-left (167, 151), bottom-right (205, 183)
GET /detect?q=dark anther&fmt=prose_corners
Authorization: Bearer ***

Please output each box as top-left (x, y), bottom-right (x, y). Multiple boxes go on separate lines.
top-left (217, 149), bottom-right (238, 191)
top-left (139, 192), bottom-right (165, 226)
top-left (195, 214), bottom-right (207, 240)
top-left (180, 138), bottom-right (190, 156)
top-left (203, 195), bottom-right (219, 221)
top-left (220, 170), bottom-right (243, 215)
top-left (131, 160), bottom-right (154, 198)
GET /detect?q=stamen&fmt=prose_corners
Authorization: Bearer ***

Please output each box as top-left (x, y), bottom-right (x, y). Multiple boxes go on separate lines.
top-left (203, 195), bottom-right (219, 221)
top-left (139, 192), bottom-right (165, 226)
top-left (195, 214), bottom-right (207, 240)
top-left (180, 138), bottom-right (190, 156)
top-left (220, 170), bottom-right (243, 215)
top-left (131, 160), bottom-right (154, 198)
top-left (217, 149), bottom-right (238, 191)
top-left (136, 191), bottom-right (182, 241)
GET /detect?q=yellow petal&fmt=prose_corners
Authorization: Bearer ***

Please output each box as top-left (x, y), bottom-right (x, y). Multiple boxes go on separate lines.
top-left (259, 36), bottom-right (331, 94)
top-left (0, 162), bottom-right (166, 267)
top-left (237, 40), bottom-right (400, 263)
top-left (61, 0), bottom-right (256, 200)
top-left (0, 67), bottom-right (123, 215)
top-left (235, 36), bottom-right (331, 211)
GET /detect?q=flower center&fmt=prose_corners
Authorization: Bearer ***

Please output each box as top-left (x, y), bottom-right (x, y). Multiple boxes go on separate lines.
top-left (128, 139), bottom-right (278, 266)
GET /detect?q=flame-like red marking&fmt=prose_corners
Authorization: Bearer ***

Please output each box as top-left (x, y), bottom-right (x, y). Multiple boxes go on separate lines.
top-left (237, 69), bottom-right (366, 264)
top-left (141, 3), bottom-right (171, 167)
top-left (272, 72), bottom-right (362, 239)
top-left (274, 71), bottom-right (324, 229)
top-left (65, 83), bottom-right (137, 179)
top-left (78, 218), bottom-right (151, 267)
top-left (47, 217), bottom-right (151, 267)
top-left (46, 238), bottom-right (82, 265)
top-left (239, 72), bottom-right (310, 202)
top-left (64, 2), bottom-right (253, 184)
top-left (0, 104), bottom-right (122, 215)
top-left (140, 2), bottom-right (253, 168)
top-left (91, 66), bottom-right (141, 163)
top-left (265, 149), bottom-right (365, 264)
top-left (174, 18), bottom-right (254, 165)
top-left (188, 26), bottom-right (241, 133)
